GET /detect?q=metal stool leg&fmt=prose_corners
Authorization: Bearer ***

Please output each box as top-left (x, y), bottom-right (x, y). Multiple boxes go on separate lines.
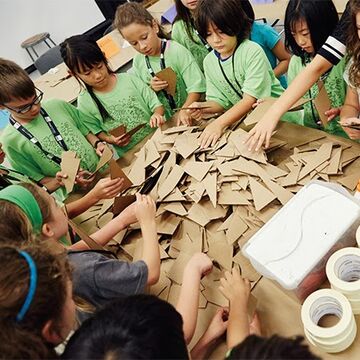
top-left (31, 46), bottom-right (39, 58)
top-left (44, 39), bottom-right (52, 48)
top-left (47, 36), bottom-right (56, 46)
top-left (25, 48), bottom-right (35, 62)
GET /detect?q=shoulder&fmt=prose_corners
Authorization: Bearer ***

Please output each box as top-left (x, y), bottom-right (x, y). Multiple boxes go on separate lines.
top-left (167, 39), bottom-right (188, 53)
top-left (203, 50), bottom-right (217, 67)
top-left (172, 19), bottom-right (184, 35)
top-left (237, 40), bottom-right (265, 58)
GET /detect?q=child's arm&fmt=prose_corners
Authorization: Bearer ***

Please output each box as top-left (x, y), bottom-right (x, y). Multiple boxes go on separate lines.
top-left (97, 131), bottom-right (131, 148)
top-left (190, 308), bottom-right (228, 359)
top-left (271, 41), bottom-right (291, 79)
top-left (199, 94), bottom-right (256, 148)
top-left (176, 92), bottom-right (202, 126)
top-left (135, 193), bottom-right (160, 285)
top-left (85, 132), bottom-right (106, 157)
top-left (149, 105), bottom-right (166, 128)
top-left (219, 268), bottom-right (251, 349)
top-left (65, 177), bottom-right (125, 219)
top-left (188, 101), bottom-right (225, 121)
top-left (340, 85), bottom-right (360, 139)
top-left (176, 253), bottom-right (213, 344)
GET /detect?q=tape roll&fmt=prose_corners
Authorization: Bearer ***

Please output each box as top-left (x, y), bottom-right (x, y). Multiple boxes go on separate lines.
top-left (326, 247), bottom-right (360, 313)
top-left (356, 225), bottom-right (360, 248)
top-left (301, 289), bottom-right (356, 353)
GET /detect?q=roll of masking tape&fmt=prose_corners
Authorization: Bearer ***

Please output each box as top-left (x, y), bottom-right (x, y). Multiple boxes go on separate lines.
top-left (326, 247), bottom-right (360, 314)
top-left (356, 225), bottom-right (360, 248)
top-left (301, 289), bottom-right (356, 353)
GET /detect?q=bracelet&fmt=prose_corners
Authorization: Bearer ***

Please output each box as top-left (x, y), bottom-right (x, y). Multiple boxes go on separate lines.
top-left (94, 140), bottom-right (103, 148)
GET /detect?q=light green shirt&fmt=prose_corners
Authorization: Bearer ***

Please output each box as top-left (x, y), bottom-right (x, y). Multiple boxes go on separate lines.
top-left (1, 99), bottom-right (99, 182)
top-left (77, 73), bottom-right (162, 158)
top-left (171, 19), bottom-right (210, 72)
top-left (287, 55), bottom-right (348, 138)
top-left (204, 40), bottom-right (297, 123)
top-left (132, 40), bottom-right (206, 119)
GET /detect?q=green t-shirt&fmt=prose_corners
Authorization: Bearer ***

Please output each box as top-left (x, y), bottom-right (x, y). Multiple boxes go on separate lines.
top-left (1, 99), bottom-right (99, 182)
top-left (287, 55), bottom-right (348, 138)
top-left (171, 19), bottom-right (210, 72)
top-left (77, 73), bottom-right (162, 158)
top-left (132, 40), bottom-right (206, 119)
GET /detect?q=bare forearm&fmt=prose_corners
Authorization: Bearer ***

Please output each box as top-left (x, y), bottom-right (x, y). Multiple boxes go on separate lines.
top-left (153, 105), bottom-right (165, 116)
top-left (273, 59), bottom-right (289, 78)
top-left (39, 177), bottom-right (61, 193)
top-left (66, 192), bottom-right (100, 219)
top-left (190, 333), bottom-right (216, 360)
top-left (86, 132), bottom-right (100, 147)
top-left (227, 304), bottom-right (249, 349)
top-left (182, 92), bottom-right (202, 108)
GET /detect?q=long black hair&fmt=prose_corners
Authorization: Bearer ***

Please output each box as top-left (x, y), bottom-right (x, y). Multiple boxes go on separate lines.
top-left (174, 0), bottom-right (197, 43)
top-left (62, 295), bottom-right (189, 359)
top-left (60, 34), bottom-right (113, 121)
top-left (195, 0), bottom-right (251, 44)
top-left (284, 0), bottom-right (339, 64)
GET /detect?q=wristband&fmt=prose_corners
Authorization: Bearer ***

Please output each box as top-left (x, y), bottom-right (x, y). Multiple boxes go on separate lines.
top-left (94, 140), bottom-right (103, 149)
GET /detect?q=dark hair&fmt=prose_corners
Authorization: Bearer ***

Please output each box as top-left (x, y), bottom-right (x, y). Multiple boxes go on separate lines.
top-left (63, 294), bottom-right (189, 359)
top-left (60, 35), bottom-right (113, 121)
top-left (348, 0), bottom-right (360, 87)
top-left (284, 0), bottom-right (338, 64)
top-left (228, 335), bottom-right (321, 359)
top-left (240, 0), bottom-right (255, 22)
top-left (114, 2), bottom-right (169, 40)
top-left (174, 0), bottom-right (197, 43)
top-left (195, 0), bottom-right (251, 44)
top-left (0, 58), bottom-right (35, 104)
top-left (0, 245), bottom-right (71, 359)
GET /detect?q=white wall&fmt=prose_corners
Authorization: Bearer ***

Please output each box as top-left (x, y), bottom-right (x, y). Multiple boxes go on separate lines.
top-left (0, 0), bottom-right (105, 68)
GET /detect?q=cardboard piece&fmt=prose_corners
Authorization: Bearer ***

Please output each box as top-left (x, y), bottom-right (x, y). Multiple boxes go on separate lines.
top-left (232, 130), bottom-right (267, 164)
top-left (249, 177), bottom-right (276, 211)
top-left (202, 173), bottom-right (218, 209)
top-left (325, 147), bottom-right (342, 175)
top-left (261, 176), bottom-right (293, 205)
top-left (336, 173), bottom-right (359, 191)
top-left (163, 202), bottom-right (188, 216)
top-left (112, 195), bottom-right (136, 216)
top-left (313, 82), bottom-right (331, 126)
top-left (158, 165), bottom-right (184, 200)
top-left (226, 213), bottom-right (249, 245)
top-left (109, 124), bottom-right (126, 138)
top-left (166, 252), bottom-right (192, 284)
top-left (156, 67), bottom-right (177, 97)
top-left (126, 123), bottom-right (147, 138)
top-left (127, 147), bottom-right (146, 186)
top-left (202, 284), bottom-right (228, 307)
top-left (174, 132), bottom-right (200, 159)
top-left (162, 187), bottom-right (186, 202)
top-left (61, 151), bottom-right (80, 193)
top-left (163, 126), bottom-right (198, 135)
top-left (92, 145), bottom-right (113, 176)
top-left (183, 161), bottom-right (213, 182)
top-left (281, 163), bottom-right (302, 187)
top-left (156, 213), bottom-right (182, 235)
top-left (218, 184), bottom-right (250, 205)
top-left (186, 203), bottom-right (211, 227)
top-left (144, 140), bottom-right (161, 167)
top-left (96, 35), bottom-right (120, 59)
top-left (109, 159), bottom-right (133, 191)
top-left (244, 97), bottom-right (277, 126)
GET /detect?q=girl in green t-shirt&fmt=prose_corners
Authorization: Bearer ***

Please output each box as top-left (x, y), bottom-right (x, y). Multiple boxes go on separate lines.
top-left (114, 2), bottom-right (206, 126)
top-left (61, 35), bottom-right (165, 158)
top-left (189, 0), bottom-right (286, 148)
top-left (284, 0), bottom-right (348, 138)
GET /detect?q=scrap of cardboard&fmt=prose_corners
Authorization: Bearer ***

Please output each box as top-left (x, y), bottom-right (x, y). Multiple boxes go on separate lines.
top-left (203, 173), bottom-right (217, 208)
top-left (337, 172), bottom-right (359, 191)
top-left (244, 97), bottom-right (277, 126)
top-left (158, 165), bottom-right (184, 200)
top-left (96, 35), bottom-right (120, 59)
top-left (166, 252), bottom-right (192, 284)
top-left (109, 159), bottom-right (133, 191)
top-left (156, 67), bottom-right (177, 97)
top-left (68, 219), bottom-right (105, 251)
top-left (218, 184), bottom-right (250, 205)
top-left (325, 147), bottom-right (342, 175)
top-left (162, 187), bottom-right (186, 202)
top-left (288, 97), bottom-right (314, 112)
top-left (202, 283), bottom-right (229, 307)
top-left (226, 213), bottom-right (249, 245)
top-left (109, 125), bottom-right (126, 138)
top-left (313, 82), bottom-right (331, 126)
top-left (183, 161), bottom-right (213, 182)
top-left (281, 163), bottom-right (302, 187)
top-left (163, 202), bottom-right (188, 216)
top-left (174, 132), bottom-right (200, 159)
top-left (128, 147), bottom-right (146, 186)
top-left (91, 145), bottom-right (113, 176)
top-left (232, 251), bottom-right (261, 282)
top-left (187, 203), bottom-right (211, 227)
top-left (156, 213), bottom-right (182, 235)
top-left (144, 140), bottom-right (160, 168)
top-left (233, 130), bottom-right (267, 164)
top-left (112, 195), bottom-right (136, 216)
top-left (61, 151), bottom-right (80, 193)
top-left (126, 123), bottom-right (147, 138)
top-left (261, 176), bottom-right (293, 205)
top-left (163, 126), bottom-right (199, 135)
top-left (249, 177), bottom-right (276, 211)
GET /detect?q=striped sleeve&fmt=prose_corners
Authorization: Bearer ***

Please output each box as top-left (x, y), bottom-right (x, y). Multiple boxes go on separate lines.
top-left (317, 1), bottom-right (350, 65)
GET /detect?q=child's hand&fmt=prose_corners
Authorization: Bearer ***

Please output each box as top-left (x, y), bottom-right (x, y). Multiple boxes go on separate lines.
top-left (95, 141), bottom-right (106, 157)
top-left (110, 134), bottom-right (131, 147)
top-left (188, 101), bottom-right (206, 121)
top-left (186, 252), bottom-right (213, 277)
top-left (199, 120), bottom-right (225, 148)
top-left (55, 171), bottom-right (67, 186)
top-left (325, 107), bottom-right (341, 122)
top-left (90, 177), bottom-right (124, 201)
top-left (75, 169), bottom-right (95, 188)
top-left (252, 98), bottom-right (264, 109)
top-left (150, 113), bottom-right (165, 128)
top-left (219, 267), bottom-right (251, 305)
top-left (150, 76), bottom-right (168, 92)
top-left (340, 117), bottom-right (360, 139)
top-left (135, 193), bottom-right (156, 225)
top-left (202, 308), bottom-right (229, 344)
top-left (116, 201), bottom-right (137, 227)
top-left (176, 109), bottom-right (192, 126)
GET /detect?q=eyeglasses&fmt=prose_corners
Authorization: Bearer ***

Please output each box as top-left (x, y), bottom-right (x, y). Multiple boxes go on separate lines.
top-left (3, 88), bottom-right (43, 114)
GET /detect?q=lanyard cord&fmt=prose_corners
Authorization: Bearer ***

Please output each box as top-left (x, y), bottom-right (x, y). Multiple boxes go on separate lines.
top-left (218, 46), bottom-right (243, 99)
top-left (9, 108), bottom-right (69, 165)
top-left (145, 39), bottom-right (177, 110)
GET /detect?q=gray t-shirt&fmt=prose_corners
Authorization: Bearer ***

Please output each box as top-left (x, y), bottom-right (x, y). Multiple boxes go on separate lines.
top-left (68, 250), bottom-right (148, 308)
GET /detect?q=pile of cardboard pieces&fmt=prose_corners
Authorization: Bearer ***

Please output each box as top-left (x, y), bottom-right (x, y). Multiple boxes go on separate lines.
top-left (72, 122), bottom-right (360, 348)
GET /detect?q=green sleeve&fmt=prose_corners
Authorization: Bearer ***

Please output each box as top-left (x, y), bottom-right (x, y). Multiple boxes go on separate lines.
top-left (287, 55), bottom-right (303, 85)
top-left (63, 101), bottom-right (93, 136)
top-left (132, 55), bottom-right (150, 85)
top-left (129, 75), bottom-right (162, 111)
top-left (171, 21), bottom-right (184, 46)
top-left (175, 44), bottom-right (206, 93)
top-left (241, 44), bottom-right (274, 99)
top-left (77, 92), bottom-right (104, 135)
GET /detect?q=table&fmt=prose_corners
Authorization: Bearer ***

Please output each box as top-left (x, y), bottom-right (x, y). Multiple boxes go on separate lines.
top-left (35, 0), bottom-right (174, 103)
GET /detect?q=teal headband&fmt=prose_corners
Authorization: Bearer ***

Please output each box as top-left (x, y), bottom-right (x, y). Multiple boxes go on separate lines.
top-left (0, 185), bottom-right (43, 233)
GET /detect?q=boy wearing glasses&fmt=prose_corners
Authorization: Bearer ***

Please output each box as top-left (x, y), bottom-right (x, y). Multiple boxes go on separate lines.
top-left (0, 58), bottom-right (105, 196)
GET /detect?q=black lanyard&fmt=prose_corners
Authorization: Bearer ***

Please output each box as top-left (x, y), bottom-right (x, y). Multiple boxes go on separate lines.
top-left (145, 39), bottom-right (177, 110)
top-left (193, 28), bottom-right (212, 52)
top-left (218, 48), bottom-right (243, 99)
top-left (9, 108), bottom-right (68, 166)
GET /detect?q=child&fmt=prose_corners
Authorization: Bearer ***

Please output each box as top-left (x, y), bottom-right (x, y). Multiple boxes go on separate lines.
top-left (61, 35), bottom-right (165, 158)
top-left (0, 183), bottom-right (160, 309)
top-left (0, 58), bottom-right (104, 195)
top-left (190, 0), bottom-right (290, 148)
top-left (241, 0), bottom-right (290, 89)
top-left (339, 0), bottom-right (360, 140)
top-left (219, 268), bottom-right (319, 359)
top-left (63, 255), bottom-right (227, 359)
top-left (0, 245), bottom-right (75, 359)
top-left (284, 0), bottom-right (348, 138)
top-left (115, 2), bottom-right (206, 126)
top-left (172, 0), bottom-right (212, 72)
